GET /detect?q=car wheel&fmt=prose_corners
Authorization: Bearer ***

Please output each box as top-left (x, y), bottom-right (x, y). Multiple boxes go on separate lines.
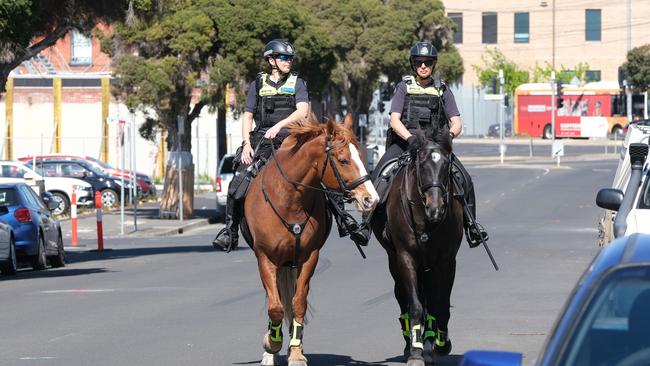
top-left (49, 233), bottom-right (65, 268)
top-left (0, 236), bottom-right (17, 275)
top-left (31, 233), bottom-right (47, 270)
top-left (101, 189), bottom-right (118, 208)
top-left (543, 124), bottom-right (553, 139)
top-left (611, 125), bottom-right (623, 138)
top-left (50, 192), bottom-right (69, 216)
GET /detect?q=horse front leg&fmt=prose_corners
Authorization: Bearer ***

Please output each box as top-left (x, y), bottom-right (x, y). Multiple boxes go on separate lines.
top-left (431, 256), bottom-right (457, 356)
top-left (394, 249), bottom-right (426, 366)
top-left (257, 254), bottom-right (283, 366)
top-left (388, 252), bottom-right (411, 359)
top-left (287, 249), bottom-right (320, 366)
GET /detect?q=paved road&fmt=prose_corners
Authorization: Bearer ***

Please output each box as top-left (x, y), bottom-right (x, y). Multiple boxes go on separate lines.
top-left (0, 157), bottom-right (617, 366)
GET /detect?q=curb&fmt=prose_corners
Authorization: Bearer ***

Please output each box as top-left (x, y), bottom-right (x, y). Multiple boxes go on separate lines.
top-left (150, 218), bottom-right (216, 237)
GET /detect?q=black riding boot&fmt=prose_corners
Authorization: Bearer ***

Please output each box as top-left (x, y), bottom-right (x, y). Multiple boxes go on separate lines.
top-left (327, 193), bottom-right (368, 246)
top-left (212, 197), bottom-right (240, 252)
top-left (350, 174), bottom-right (391, 246)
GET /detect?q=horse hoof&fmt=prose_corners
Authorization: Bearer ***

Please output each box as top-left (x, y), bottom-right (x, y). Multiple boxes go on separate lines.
top-left (434, 338), bottom-right (452, 356)
top-left (260, 352), bottom-right (280, 366)
top-left (406, 357), bottom-right (425, 366)
top-left (263, 333), bottom-right (282, 354)
top-left (288, 361), bottom-right (308, 366)
top-left (423, 338), bottom-right (434, 364)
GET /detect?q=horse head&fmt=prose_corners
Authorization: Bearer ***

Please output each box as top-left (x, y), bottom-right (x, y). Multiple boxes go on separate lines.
top-left (412, 130), bottom-right (453, 223)
top-left (321, 118), bottom-right (379, 211)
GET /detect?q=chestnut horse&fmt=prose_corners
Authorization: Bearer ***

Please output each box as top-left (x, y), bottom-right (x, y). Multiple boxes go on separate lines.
top-left (370, 130), bottom-right (463, 366)
top-left (240, 118), bottom-right (379, 366)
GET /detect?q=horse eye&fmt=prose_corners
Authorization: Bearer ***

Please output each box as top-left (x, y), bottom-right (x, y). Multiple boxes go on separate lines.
top-left (339, 159), bottom-right (350, 165)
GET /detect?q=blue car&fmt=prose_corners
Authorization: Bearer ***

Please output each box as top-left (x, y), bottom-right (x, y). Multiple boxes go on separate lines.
top-left (462, 233), bottom-right (650, 366)
top-left (0, 183), bottom-right (64, 270)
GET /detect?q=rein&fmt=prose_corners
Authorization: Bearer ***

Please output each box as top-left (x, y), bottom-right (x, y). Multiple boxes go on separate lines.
top-left (260, 133), bottom-right (371, 267)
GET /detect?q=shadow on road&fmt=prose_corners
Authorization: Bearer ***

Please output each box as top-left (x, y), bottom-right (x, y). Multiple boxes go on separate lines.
top-left (0, 267), bottom-right (111, 281)
top-left (65, 245), bottom-right (223, 264)
top-left (234, 353), bottom-right (462, 366)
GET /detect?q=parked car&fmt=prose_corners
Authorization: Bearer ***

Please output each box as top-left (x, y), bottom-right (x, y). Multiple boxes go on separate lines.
top-left (0, 183), bottom-right (64, 270)
top-left (0, 208), bottom-right (16, 275)
top-left (24, 158), bottom-right (138, 208)
top-left (461, 233), bottom-right (650, 366)
top-left (487, 122), bottom-right (513, 137)
top-left (19, 154), bottom-right (155, 197)
top-left (215, 154), bottom-right (235, 219)
top-left (0, 161), bottom-right (94, 215)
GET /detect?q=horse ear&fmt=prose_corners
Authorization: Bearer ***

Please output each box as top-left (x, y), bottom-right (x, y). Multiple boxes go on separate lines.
top-left (326, 118), bottom-right (337, 137)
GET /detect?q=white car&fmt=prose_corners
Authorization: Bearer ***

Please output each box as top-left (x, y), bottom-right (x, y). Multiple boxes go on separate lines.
top-left (215, 154), bottom-right (235, 219)
top-left (0, 208), bottom-right (15, 275)
top-left (0, 161), bottom-right (93, 215)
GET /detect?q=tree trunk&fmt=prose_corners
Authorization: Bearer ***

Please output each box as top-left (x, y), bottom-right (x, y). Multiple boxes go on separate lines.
top-left (159, 152), bottom-right (194, 219)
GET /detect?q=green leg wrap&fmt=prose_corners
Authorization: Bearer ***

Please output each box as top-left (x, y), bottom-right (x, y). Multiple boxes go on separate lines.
top-left (399, 313), bottom-right (410, 338)
top-left (289, 319), bottom-right (304, 347)
top-left (268, 320), bottom-right (283, 343)
top-left (435, 328), bottom-right (448, 347)
top-left (424, 314), bottom-right (436, 341)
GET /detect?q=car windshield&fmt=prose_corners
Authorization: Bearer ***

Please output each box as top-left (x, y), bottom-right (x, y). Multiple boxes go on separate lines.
top-left (219, 156), bottom-right (234, 175)
top-left (0, 188), bottom-right (20, 206)
top-left (79, 162), bottom-right (107, 176)
top-left (559, 266), bottom-right (650, 365)
top-left (87, 156), bottom-right (114, 170)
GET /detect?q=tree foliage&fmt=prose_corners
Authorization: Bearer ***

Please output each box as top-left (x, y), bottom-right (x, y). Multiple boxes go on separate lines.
top-left (303, 0), bottom-right (463, 124)
top-left (472, 48), bottom-right (529, 96)
top-left (622, 44), bottom-right (650, 93)
top-left (0, 0), bottom-right (128, 93)
top-left (530, 61), bottom-right (590, 84)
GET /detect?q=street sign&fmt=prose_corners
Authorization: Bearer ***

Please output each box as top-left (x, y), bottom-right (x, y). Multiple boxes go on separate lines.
top-left (552, 141), bottom-right (564, 157)
top-left (359, 114), bottom-right (367, 127)
top-left (499, 144), bottom-right (507, 154)
top-left (484, 94), bottom-right (504, 101)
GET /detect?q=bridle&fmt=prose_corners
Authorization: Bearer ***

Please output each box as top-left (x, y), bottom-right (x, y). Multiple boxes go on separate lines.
top-left (259, 132), bottom-right (371, 267)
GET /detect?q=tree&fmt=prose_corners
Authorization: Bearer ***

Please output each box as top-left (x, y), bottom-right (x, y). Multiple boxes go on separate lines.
top-left (472, 48), bottom-right (529, 95)
top-left (107, 0), bottom-right (333, 217)
top-left (0, 0), bottom-right (128, 94)
top-left (622, 44), bottom-right (650, 93)
top-left (304, 0), bottom-right (463, 129)
top-left (531, 61), bottom-right (590, 84)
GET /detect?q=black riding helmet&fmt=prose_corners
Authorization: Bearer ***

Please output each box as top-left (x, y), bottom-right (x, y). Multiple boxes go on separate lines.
top-left (263, 39), bottom-right (295, 59)
top-left (409, 41), bottom-right (438, 72)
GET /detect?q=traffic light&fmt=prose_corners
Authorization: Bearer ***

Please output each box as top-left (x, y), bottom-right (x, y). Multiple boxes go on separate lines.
top-left (490, 77), bottom-right (497, 94)
top-left (380, 83), bottom-right (391, 101)
top-left (556, 82), bottom-right (564, 109)
top-left (378, 102), bottom-right (385, 113)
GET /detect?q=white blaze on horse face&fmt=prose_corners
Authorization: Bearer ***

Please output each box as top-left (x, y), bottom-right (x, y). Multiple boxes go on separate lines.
top-left (431, 152), bottom-right (441, 163)
top-left (348, 143), bottom-right (379, 203)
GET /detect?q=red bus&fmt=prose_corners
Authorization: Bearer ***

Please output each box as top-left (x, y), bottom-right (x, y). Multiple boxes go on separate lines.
top-left (515, 81), bottom-right (647, 139)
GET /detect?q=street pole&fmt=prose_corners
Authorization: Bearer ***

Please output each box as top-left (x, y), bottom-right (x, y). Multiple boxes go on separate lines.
top-left (120, 120), bottom-right (125, 235)
top-left (499, 69), bottom-right (505, 164)
top-left (178, 115), bottom-right (184, 223)
top-left (552, 0), bottom-right (555, 69)
top-left (131, 111), bottom-right (137, 232)
top-left (195, 116), bottom-right (200, 191)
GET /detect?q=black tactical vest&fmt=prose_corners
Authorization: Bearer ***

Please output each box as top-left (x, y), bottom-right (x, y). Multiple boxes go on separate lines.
top-left (400, 75), bottom-right (448, 131)
top-left (253, 73), bottom-right (298, 129)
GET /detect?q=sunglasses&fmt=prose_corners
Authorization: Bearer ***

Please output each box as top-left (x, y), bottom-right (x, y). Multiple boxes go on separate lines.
top-left (413, 59), bottom-right (435, 67)
top-left (276, 54), bottom-right (294, 62)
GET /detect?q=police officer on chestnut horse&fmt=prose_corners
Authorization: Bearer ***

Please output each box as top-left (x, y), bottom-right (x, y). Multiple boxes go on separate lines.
top-left (213, 39), bottom-right (363, 252)
top-left (353, 41), bottom-right (489, 248)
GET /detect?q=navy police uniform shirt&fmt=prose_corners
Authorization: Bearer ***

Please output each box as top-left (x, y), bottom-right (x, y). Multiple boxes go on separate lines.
top-left (245, 74), bottom-right (309, 113)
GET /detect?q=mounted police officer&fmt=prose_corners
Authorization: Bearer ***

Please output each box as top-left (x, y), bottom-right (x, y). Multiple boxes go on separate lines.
top-left (352, 41), bottom-right (489, 247)
top-left (212, 39), bottom-right (308, 251)
top-left (213, 39), bottom-right (364, 251)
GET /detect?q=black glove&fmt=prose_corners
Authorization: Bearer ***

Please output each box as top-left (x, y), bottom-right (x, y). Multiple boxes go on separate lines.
top-left (407, 135), bottom-right (420, 153)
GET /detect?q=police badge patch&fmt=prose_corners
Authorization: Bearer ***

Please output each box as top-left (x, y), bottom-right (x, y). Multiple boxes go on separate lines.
top-left (420, 46), bottom-right (428, 55)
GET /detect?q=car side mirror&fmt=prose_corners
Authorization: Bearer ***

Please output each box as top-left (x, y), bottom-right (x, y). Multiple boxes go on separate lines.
top-left (0, 206), bottom-right (8, 215)
top-left (596, 188), bottom-right (624, 211)
top-left (42, 192), bottom-right (60, 211)
top-left (461, 350), bottom-right (522, 366)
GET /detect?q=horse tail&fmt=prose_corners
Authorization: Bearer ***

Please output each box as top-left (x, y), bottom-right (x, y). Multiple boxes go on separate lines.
top-left (277, 267), bottom-right (297, 327)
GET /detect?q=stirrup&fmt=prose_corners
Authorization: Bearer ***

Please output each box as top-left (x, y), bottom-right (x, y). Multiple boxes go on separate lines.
top-left (212, 228), bottom-right (238, 252)
top-left (466, 222), bottom-right (488, 248)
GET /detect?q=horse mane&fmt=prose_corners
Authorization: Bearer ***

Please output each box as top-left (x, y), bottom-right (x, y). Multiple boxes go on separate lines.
top-left (285, 113), bottom-right (359, 153)
top-left (421, 127), bottom-right (453, 153)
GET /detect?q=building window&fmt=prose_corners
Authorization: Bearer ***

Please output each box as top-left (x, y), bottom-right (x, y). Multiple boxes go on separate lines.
top-left (70, 30), bottom-right (92, 66)
top-left (449, 12), bottom-right (463, 44)
top-left (482, 12), bottom-right (498, 44)
top-left (514, 12), bottom-right (529, 43)
top-left (585, 9), bottom-right (601, 41)
top-left (585, 70), bottom-right (601, 82)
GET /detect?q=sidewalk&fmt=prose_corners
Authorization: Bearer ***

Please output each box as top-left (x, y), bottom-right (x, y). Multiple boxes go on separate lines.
top-left (60, 193), bottom-right (222, 249)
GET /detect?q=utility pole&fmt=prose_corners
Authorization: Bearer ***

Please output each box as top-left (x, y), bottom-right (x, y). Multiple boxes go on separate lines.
top-left (626, 0), bottom-right (633, 125)
top-left (499, 69), bottom-right (505, 164)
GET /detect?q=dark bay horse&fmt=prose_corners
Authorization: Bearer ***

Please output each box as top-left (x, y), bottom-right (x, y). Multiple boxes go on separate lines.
top-left (371, 130), bottom-right (463, 366)
top-left (241, 118), bottom-right (379, 366)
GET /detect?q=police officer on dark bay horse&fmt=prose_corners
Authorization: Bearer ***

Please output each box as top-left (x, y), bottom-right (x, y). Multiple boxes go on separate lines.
top-left (213, 39), bottom-right (364, 252)
top-left (353, 41), bottom-right (489, 247)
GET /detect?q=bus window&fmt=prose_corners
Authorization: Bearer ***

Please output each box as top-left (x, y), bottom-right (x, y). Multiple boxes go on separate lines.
top-left (612, 95), bottom-right (625, 116)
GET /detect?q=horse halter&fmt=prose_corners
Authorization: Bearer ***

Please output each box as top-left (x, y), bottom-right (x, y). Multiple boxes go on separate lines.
top-left (414, 143), bottom-right (452, 208)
